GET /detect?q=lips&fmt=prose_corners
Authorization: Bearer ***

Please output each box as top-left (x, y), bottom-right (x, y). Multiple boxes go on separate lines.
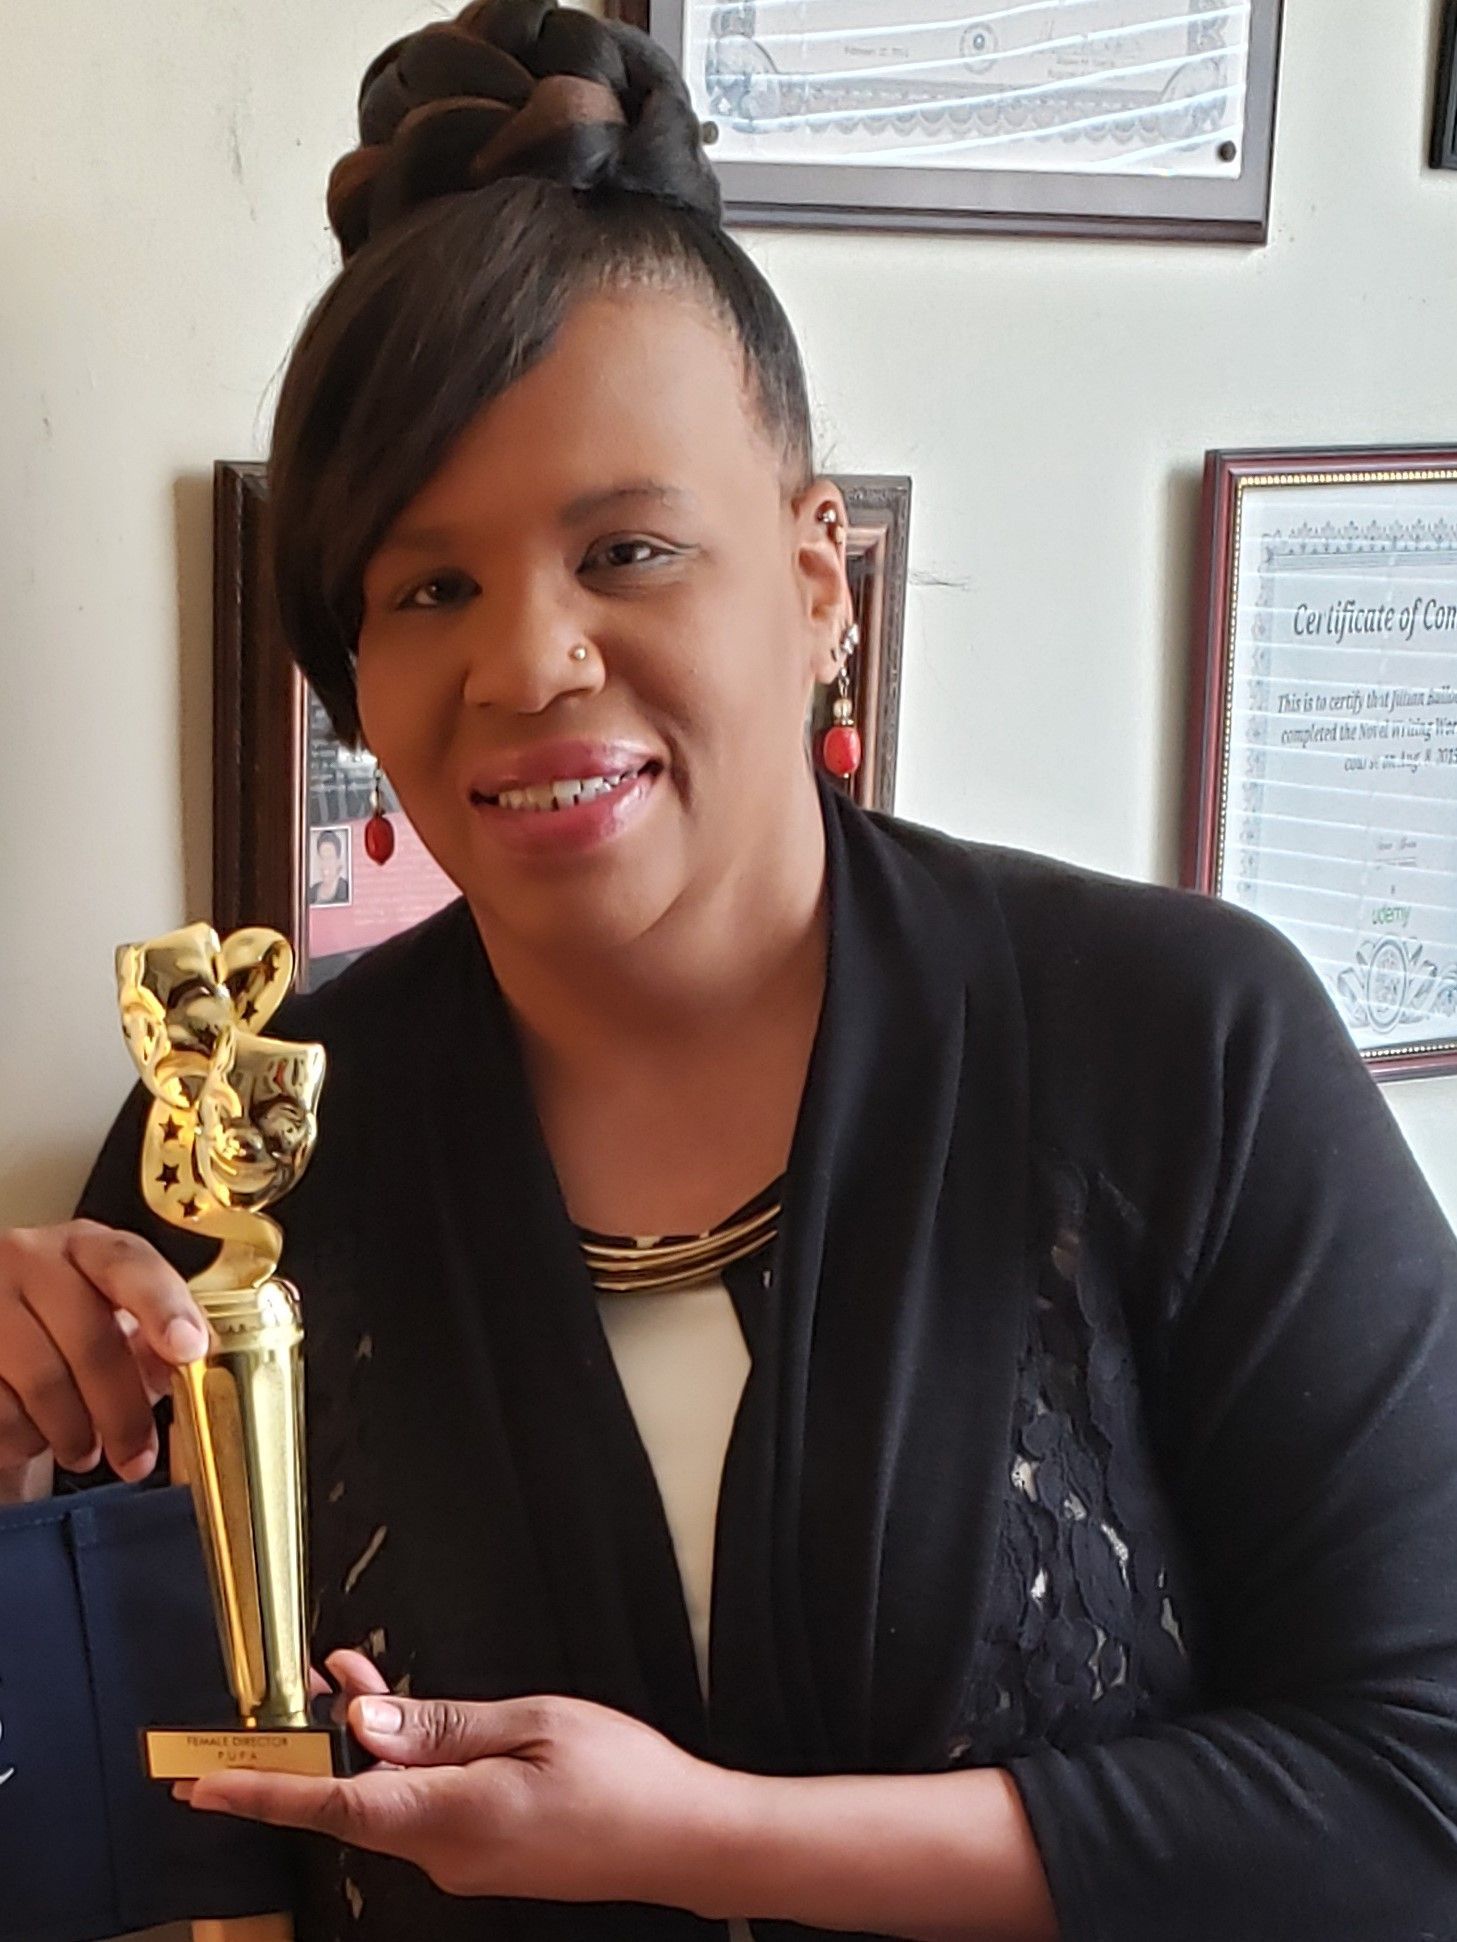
top-left (465, 741), bottom-right (664, 856)
top-left (466, 740), bottom-right (661, 807)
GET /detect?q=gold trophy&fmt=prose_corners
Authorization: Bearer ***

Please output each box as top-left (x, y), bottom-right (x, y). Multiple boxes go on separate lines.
top-left (115, 921), bottom-right (344, 1784)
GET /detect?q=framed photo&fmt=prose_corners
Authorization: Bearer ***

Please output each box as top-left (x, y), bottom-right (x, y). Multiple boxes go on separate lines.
top-left (307, 825), bottom-right (354, 908)
top-left (605, 0), bottom-right (1284, 243)
top-left (1184, 446), bottom-right (1457, 1081)
top-left (213, 463), bottom-right (910, 992)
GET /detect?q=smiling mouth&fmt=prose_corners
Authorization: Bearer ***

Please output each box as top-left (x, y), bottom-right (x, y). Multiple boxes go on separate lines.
top-left (472, 762), bottom-right (661, 813)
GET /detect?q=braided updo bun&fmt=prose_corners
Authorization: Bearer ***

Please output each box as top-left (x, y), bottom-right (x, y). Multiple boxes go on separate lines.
top-left (327, 0), bottom-right (721, 259)
top-left (269, 0), bottom-right (814, 746)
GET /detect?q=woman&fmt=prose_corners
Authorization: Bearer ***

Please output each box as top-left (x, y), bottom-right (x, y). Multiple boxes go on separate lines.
top-left (309, 828), bottom-right (351, 906)
top-left (4, 3), bottom-right (1457, 1937)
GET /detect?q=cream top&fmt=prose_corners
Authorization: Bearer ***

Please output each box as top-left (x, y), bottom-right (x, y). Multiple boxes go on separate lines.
top-left (596, 1274), bottom-right (755, 1942)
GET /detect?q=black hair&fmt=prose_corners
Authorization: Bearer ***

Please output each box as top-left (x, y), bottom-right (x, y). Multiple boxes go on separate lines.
top-left (315, 830), bottom-right (344, 857)
top-left (269, 0), bottom-right (817, 746)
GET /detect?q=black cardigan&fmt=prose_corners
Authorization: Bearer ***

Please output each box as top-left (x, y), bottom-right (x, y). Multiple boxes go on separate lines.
top-left (72, 787), bottom-right (1457, 1941)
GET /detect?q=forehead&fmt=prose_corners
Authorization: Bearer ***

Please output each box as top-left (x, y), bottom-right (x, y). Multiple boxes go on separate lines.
top-left (394, 286), bottom-right (780, 528)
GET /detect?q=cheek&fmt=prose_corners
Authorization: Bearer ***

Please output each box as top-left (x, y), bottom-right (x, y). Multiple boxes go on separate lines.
top-left (355, 639), bottom-right (449, 773)
top-left (668, 572), bottom-right (808, 732)
top-left (644, 630), bottom-right (779, 768)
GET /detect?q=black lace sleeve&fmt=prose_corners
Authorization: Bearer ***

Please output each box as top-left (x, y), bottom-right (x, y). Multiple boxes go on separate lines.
top-left (1007, 922), bottom-right (1457, 1942)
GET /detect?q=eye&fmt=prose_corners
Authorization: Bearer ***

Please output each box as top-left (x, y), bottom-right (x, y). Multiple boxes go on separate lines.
top-left (395, 571), bottom-right (477, 612)
top-left (582, 537), bottom-right (675, 573)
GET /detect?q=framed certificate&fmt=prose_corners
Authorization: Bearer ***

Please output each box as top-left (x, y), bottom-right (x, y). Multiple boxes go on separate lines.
top-left (1185, 447), bottom-right (1457, 1081)
top-left (606, 0), bottom-right (1284, 242)
top-left (213, 463), bottom-right (909, 992)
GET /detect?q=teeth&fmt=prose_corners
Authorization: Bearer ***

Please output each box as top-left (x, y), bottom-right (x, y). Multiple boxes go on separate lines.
top-left (493, 770), bottom-right (640, 813)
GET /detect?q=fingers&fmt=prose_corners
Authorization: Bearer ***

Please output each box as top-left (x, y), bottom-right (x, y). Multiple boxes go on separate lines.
top-left (0, 1373), bottom-right (49, 1468)
top-left (23, 1252), bottom-right (161, 1480)
top-left (63, 1224), bottom-right (210, 1367)
top-left (115, 1311), bottom-right (174, 1404)
top-left (325, 1648), bottom-right (391, 1698)
top-left (346, 1693), bottom-right (553, 1768)
top-left (0, 1300), bottom-right (101, 1474)
top-left (311, 1649), bottom-right (391, 1702)
top-left (188, 1765), bottom-right (427, 1853)
top-left (0, 1222), bottom-right (210, 1485)
top-left (311, 1650), bottom-right (392, 1730)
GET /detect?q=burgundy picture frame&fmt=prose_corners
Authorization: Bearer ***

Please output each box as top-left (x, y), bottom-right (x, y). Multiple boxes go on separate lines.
top-left (1183, 444), bottom-right (1457, 1082)
top-left (213, 462), bottom-right (910, 981)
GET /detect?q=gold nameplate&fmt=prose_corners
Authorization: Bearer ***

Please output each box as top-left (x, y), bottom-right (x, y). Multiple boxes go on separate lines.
top-left (143, 1727), bottom-right (337, 1780)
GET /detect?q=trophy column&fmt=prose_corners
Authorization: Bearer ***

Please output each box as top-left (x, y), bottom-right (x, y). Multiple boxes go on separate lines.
top-left (179, 1329), bottom-right (302, 1940)
top-left (115, 923), bottom-right (338, 1941)
top-left (161, 1276), bottom-right (314, 1762)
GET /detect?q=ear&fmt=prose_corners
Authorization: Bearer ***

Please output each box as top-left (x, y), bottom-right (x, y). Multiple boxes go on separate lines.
top-left (790, 479), bottom-right (853, 685)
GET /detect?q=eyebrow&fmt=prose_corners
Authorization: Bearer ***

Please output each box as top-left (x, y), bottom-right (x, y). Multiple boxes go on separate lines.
top-left (373, 482), bottom-right (697, 560)
top-left (560, 481), bottom-right (698, 523)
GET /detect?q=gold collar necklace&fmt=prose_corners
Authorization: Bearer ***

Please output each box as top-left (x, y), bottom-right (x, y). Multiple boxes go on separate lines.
top-left (579, 1184), bottom-right (782, 1295)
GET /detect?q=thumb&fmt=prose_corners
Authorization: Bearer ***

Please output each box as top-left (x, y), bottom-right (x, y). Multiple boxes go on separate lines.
top-left (350, 1694), bottom-right (543, 1767)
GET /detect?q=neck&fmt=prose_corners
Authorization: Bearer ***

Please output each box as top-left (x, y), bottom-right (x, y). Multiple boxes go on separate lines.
top-left (472, 771), bottom-right (830, 1077)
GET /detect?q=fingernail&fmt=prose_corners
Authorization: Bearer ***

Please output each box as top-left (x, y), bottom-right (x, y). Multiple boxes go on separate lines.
top-left (165, 1317), bottom-right (209, 1362)
top-left (357, 1697), bottom-right (403, 1736)
top-left (117, 1447), bottom-right (157, 1484)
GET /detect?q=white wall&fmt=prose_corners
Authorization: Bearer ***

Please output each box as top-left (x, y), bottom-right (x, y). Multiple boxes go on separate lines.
top-left (3, 0), bottom-right (1455, 1244)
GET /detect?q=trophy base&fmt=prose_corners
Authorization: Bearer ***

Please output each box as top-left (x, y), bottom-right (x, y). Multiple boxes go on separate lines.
top-left (143, 1717), bottom-right (357, 1780)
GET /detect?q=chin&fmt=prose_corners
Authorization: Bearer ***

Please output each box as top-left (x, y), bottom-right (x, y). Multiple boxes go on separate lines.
top-left (469, 866), bottom-right (682, 960)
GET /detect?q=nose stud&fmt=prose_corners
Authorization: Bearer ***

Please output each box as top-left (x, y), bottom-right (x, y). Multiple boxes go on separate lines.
top-left (569, 645), bottom-right (589, 663)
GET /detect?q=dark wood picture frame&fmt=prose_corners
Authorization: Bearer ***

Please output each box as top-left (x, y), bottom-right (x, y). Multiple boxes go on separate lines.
top-left (604, 0), bottom-right (1283, 244)
top-left (214, 462), bottom-right (910, 985)
top-left (213, 461), bottom-right (302, 952)
top-left (1184, 445), bottom-right (1457, 1082)
top-left (1434, 0), bottom-right (1457, 171)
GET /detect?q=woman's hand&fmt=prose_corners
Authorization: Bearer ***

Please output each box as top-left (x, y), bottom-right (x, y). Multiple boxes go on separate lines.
top-left (186, 1668), bottom-right (741, 1910)
top-left (0, 1221), bottom-right (210, 1503)
top-left (190, 1655), bottom-right (1060, 1939)
top-left (309, 1646), bottom-right (393, 1717)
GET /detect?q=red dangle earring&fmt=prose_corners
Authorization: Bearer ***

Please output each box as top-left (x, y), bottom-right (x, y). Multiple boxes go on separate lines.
top-left (816, 505), bottom-right (863, 782)
top-left (822, 620), bottom-right (863, 780)
top-left (363, 761), bottom-right (396, 865)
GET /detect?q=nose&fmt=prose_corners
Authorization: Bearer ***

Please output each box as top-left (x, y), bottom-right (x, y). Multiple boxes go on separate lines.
top-left (459, 570), bottom-right (601, 716)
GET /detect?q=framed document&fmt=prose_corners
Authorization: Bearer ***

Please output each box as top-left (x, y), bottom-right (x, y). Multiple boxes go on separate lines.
top-left (1185, 446), bottom-right (1457, 1081)
top-left (605, 0), bottom-right (1284, 242)
top-left (214, 463), bottom-right (910, 992)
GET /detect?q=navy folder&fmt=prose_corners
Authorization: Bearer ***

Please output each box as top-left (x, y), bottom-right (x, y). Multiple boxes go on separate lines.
top-left (0, 1481), bottom-right (296, 1941)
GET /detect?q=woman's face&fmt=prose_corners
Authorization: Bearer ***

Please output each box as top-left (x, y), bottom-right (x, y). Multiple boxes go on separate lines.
top-left (355, 285), bottom-right (847, 957)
